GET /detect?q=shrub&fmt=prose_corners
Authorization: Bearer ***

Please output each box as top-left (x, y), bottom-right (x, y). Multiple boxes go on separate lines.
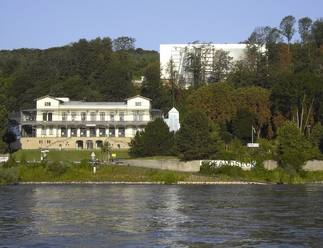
top-left (2, 156), bottom-right (17, 168)
top-left (163, 170), bottom-right (179, 184)
top-left (215, 165), bottom-right (244, 178)
top-left (0, 167), bottom-right (19, 185)
top-left (200, 160), bottom-right (219, 174)
top-left (20, 153), bottom-right (27, 165)
top-left (46, 161), bottom-right (71, 176)
top-left (75, 159), bottom-right (93, 170)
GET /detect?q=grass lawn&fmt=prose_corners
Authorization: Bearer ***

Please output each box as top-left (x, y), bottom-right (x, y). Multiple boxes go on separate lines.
top-left (11, 149), bottom-right (131, 162)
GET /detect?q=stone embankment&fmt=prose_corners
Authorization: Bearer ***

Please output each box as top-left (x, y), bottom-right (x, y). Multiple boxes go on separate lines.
top-left (19, 181), bottom-right (270, 185)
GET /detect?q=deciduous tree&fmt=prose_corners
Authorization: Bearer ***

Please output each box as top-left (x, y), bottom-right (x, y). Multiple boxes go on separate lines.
top-left (280, 15), bottom-right (296, 54)
top-left (187, 83), bottom-right (235, 124)
top-left (232, 86), bottom-right (272, 138)
top-left (277, 121), bottom-right (320, 172)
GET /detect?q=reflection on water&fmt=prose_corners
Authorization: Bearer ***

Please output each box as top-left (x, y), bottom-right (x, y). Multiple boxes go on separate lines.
top-left (1, 184), bottom-right (323, 247)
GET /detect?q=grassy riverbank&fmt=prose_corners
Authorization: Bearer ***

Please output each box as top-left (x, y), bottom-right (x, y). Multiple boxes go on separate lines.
top-left (1, 150), bottom-right (323, 185)
top-left (2, 160), bottom-right (241, 185)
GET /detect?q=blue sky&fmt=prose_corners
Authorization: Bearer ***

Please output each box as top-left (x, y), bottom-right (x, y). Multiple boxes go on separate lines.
top-left (1, 0), bottom-right (322, 52)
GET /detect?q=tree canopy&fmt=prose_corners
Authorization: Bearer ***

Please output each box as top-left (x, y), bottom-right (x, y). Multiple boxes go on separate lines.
top-left (128, 118), bottom-right (175, 158)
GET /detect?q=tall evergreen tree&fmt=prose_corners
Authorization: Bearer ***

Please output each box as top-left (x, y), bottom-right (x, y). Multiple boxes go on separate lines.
top-left (128, 118), bottom-right (174, 158)
top-left (175, 109), bottom-right (224, 161)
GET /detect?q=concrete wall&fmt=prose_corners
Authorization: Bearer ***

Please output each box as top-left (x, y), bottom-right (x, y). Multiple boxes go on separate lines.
top-left (126, 159), bottom-right (201, 172)
top-left (303, 160), bottom-right (323, 171)
top-left (263, 160), bottom-right (323, 171)
top-left (126, 159), bottom-right (323, 172)
top-left (263, 160), bottom-right (278, 170)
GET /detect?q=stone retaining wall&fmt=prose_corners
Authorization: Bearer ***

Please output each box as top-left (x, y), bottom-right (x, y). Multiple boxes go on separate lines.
top-left (126, 159), bottom-right (201, 172)
top-left (126, 159), bottom-right (323, 172)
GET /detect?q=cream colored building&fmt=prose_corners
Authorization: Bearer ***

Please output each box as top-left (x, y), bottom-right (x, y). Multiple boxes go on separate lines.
top-left (15, 95), bottom-right (162, 151)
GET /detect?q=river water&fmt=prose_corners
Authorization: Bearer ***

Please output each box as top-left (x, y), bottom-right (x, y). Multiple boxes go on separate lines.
top-left (0, 184), bottom-right (323, 247)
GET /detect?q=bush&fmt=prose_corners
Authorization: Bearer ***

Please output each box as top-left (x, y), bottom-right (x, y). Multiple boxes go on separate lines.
top-left (200, 161), bottom-right (216, 174)
top-left (163, 170), bottom-right (179, 184)
top-left (215, 165), bottom-right (244, 178)
top-left (20, 153), bottom-right (27, 165)
top-left (75, 159), bottom-right (93, 170)
top-left (2, 156), bottom-right (17, 168)
top-left (0, 167), bottom-right (19, 185)
top-left (46, 161), bottom-right (71, 176)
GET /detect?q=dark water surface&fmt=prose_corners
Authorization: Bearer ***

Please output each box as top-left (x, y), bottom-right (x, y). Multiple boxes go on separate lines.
top-left (0, 184), bottom-right (323, 247)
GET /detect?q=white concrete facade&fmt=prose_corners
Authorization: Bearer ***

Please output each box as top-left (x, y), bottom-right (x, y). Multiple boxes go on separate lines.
top-left (160, 44), bottom-right (249, 88)
top-left (164, 107), bottom-right (180, 132)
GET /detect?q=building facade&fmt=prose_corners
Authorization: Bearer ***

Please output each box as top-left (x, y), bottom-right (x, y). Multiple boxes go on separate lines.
top-left (13, 95), bottom-right (163, 151)
top-left (160, 43), bottom-right (253, 88)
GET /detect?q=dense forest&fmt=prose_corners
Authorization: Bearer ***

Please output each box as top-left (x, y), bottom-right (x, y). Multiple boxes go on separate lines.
top-left (1, 15), bottom-right (323, 168)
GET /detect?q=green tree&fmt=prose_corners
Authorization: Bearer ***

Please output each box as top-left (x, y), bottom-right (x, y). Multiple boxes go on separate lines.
top-left (277, 121), bottom-right (320, 172)
top-left (0, 107), bottom-right (8, 153)
top-left (187, 83), bottom-right (235, 124)
top-left (183, 42), bottom-right (214, 88)
top-left (306, 123), bottom-right (323, 153)
top-left (128, 118), bottom-right (175, 158)
top-left (97, 51), bottom-right (137, 101)
top-left (2, 131), bottom-right (17, 153)
top-left (175, 109), bottom-right (223, 161)
top-left (271, 72), bottom-right (323, 132)
top-left (210, 49), bottom-right (233, 83)
top-left (311, 18), bottom-right (323, 48)
top-left (232, 108), bottom-right (255, 144)
top-left (141, 60), bottom-right (172, 112)
top-left (113, 36), bottom-right (136, 51)
top-left (298, 17), bottom-right (313, 45)
top-left (280, 15), bottom-right (296, 54)
top-left (232, 86), bottom-right (272, 138)
top-left (101, 141), bottom-right (112, 163)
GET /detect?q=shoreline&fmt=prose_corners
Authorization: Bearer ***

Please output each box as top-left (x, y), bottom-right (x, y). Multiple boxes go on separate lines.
top-left (18, 181), bottom-right (271, 185)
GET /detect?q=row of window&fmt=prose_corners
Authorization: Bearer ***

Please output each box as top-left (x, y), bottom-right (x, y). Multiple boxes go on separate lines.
top-left (44, 101), bottom-right (143, 107)
top-left (41, 126), bottom-right (143, 137)
top-left (42, 112), bottom-right (144, 122)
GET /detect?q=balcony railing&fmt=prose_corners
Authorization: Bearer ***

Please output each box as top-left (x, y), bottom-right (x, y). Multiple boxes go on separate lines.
top-left (21, 119), bottom-right (149, 126)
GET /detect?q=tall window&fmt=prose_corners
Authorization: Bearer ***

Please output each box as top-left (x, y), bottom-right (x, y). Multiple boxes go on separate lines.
top-left (80, 127), bottom-right (86, 137)
top-left (81, 112), bottom-right (86, 121)
top-left (71, 112), bottom-right (76, 121)
top-left (48, 113), bottom-right (52, 121)
top-left (61, 127), bottom-right (67, 137)
top-left (42, 113), bottom-right (47, 121)
top-left (110, 112), bottom-right (114, 121)
top-left (99, 127), bottom-right (106, 137)
top-left (119, 112), bottom-right (124, 121)
top-left (139, 112), bottom-right (143, 121)
top-left (133, 112), bottom-right (138, 121)
top-left (42, 126), bottom-right (46, 136)
top-left (90, 127), bottom-right (96, 137)
top-left (62, 112), bottom-right (67, 121)
top-left (100, 112), bottom-right (105, 121)
top-left (71, 127), bottom-right (77, 137)
top-left (90, 112), bottom-right (96, 121)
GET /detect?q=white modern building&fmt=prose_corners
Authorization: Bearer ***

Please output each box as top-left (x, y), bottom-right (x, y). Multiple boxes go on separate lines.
top-left (164, 107), bottom-right (180, 132)
top-left (15, 95), bottom-right (163, 150)
top-left (160, 44), bottom-right (250, 88)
